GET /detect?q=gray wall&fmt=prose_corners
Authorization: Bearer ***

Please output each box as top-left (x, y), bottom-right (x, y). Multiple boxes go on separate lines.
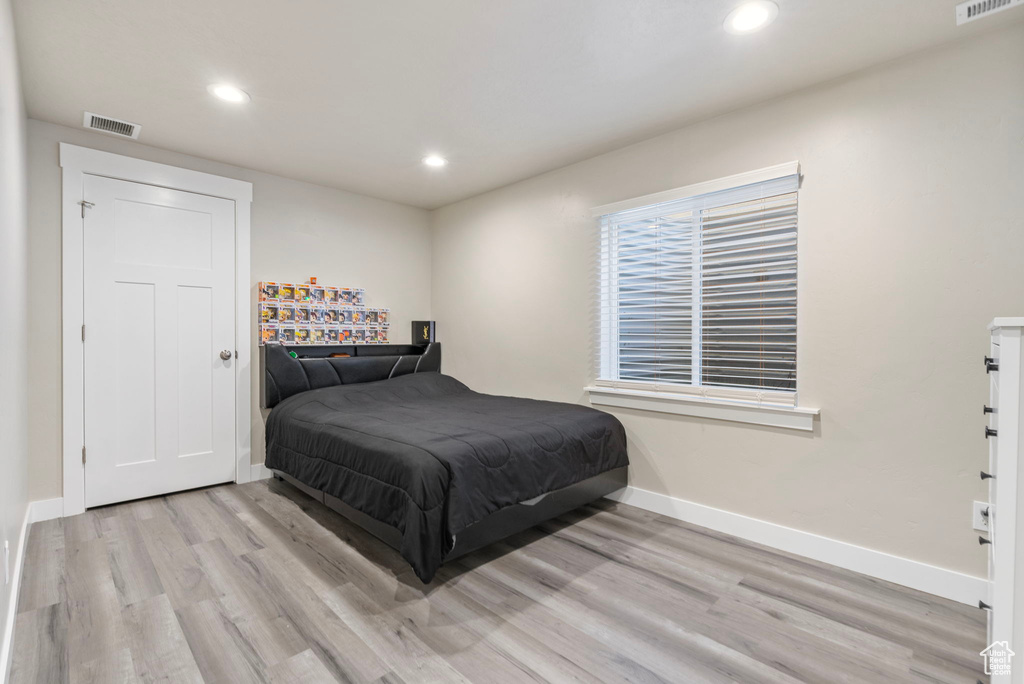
top-left (0, 0), bottom-right (30, 674)
top-left (430, 24), bottom-right (1024, 578)
top-left (26, 120), bottom-right (432, 501)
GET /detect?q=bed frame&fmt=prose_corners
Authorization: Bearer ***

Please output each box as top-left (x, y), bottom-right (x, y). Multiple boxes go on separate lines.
top-left (273, 467), bottom-right (627, 562)
top-left (260, 341), bottom-right (627, 569)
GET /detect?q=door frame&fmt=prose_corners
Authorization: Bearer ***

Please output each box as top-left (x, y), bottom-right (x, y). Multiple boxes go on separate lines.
top-left (60, 143), bottom-right (253, 516)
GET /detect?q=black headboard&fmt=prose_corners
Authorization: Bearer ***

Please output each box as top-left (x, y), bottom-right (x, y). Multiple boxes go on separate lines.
top-left (260, 343), bottom-right (441, 409)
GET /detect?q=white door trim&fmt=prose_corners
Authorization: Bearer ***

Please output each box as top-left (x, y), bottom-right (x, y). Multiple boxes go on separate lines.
top-left (60, 143), bottom-right (253, 517)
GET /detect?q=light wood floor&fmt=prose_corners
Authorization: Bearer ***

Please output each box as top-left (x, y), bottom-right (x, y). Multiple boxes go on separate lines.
top-left (11, 478), bottom-right (986, 684)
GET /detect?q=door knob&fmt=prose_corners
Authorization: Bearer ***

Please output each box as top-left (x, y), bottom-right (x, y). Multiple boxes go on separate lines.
top-left (220, 350), bottom-right (232, 360)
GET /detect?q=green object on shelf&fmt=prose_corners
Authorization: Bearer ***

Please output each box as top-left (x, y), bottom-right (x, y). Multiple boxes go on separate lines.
top-left (288, 351), bottom-right (298, 359)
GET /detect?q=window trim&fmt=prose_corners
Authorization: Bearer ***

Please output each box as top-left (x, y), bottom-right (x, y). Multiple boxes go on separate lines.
top-left (591, 162), bottom-right (819, 428)
top-left (592, 161), bottom-right (800, 218)
top-left (585, 384), bottom-right (819, 431)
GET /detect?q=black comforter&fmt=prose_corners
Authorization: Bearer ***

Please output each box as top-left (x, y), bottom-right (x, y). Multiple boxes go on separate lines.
top-left (264, 372), bottom-right (628, 582)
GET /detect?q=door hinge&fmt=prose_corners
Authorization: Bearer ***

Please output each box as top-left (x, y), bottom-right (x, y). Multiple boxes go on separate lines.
top-left (82, 445), bottom-right (86, 464)
top-left (79, 200), bottom-right (95, 218)
top-left (81, 324), bottom-right (86, 342)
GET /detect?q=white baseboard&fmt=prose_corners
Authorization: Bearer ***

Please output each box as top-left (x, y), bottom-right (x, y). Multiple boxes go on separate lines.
top-left (28, 473), bottom-right (270, 524)
top-left (29, 498), bottom-right (64, 524)
top-left (1, 505), bottom-right (30, 684)
top-left (605, 485), bottom-right (987, 606)
top-left (250, 463), bottom-right (273, 482)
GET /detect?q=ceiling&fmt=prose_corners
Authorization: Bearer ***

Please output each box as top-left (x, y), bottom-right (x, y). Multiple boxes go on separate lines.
top-left (12, 1), bottom-right (1014, 209)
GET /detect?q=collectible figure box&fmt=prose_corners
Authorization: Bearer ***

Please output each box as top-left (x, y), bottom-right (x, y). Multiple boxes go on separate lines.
top-left (259, 303), bottom-right (278, 324)
top-left (259, 282), bottom-right (280, 301)
top-left (295, 284), bottom-right (311, 302)
top-left (339, 288), bottom-right (353, 306)
top-left (352, 307), bottom-right (365, 325)
top-left (365, 309), bottom-right (379, 325)
top-left (352, 288), bottom-right (365, 306)
top-left (352, 328), bottom-right (365, 343)
top-left (278, 326), bottom-right (296, 343)
top-left (310, 286), bottom-right (325, 303)
top-left (260, 325), bottom-right (278, 345)
top-left (276, 303), bottom-right (295, 323)
top-left (294, 326), bottom-right (311, 345)
top-left (324, 287), bottom-right (339, 305)
top-left (294, 304), bottom-right (310, 324)
top-left (309, 306), bottom-right (326, 324)
top-left (324, 308), bottom-right (340, 325)
top-left (278, 283), bottom-right (295, 302)
top-left (325, 327), bottom-right (340, 343)
top-left (379, 308), bottom-right (390, 326)
top-left (310, 326), bottom-right (325, 344)
top-left (339, 327), bottom-right (353, 343)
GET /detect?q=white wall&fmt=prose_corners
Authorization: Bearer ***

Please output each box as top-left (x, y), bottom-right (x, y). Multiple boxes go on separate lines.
top-left (431, 24), bottom-right (1024, 579)
top-left (0, 0), bottom-right (30, 676)
top-left (27, 120), bottom-right (432, 501)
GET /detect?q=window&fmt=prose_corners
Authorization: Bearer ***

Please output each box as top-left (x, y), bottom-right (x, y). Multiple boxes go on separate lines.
top-left (595, 163), bottom-right (800, 408)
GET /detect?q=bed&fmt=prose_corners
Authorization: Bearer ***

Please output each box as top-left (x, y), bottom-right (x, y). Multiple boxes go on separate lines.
top-left (261, 342), bottom-right (629, 582)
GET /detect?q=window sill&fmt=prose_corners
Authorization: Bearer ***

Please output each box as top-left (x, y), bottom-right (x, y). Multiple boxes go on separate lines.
top-left (584, 385), bottom-right (820, 432)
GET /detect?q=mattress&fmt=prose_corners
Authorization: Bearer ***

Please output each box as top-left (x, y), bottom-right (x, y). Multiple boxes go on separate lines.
top-left (264, 372), bottom-right (629, 582)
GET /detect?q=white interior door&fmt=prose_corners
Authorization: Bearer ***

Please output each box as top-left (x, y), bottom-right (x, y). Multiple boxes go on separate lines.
top-left (83, 174), bottom-right (236, 508)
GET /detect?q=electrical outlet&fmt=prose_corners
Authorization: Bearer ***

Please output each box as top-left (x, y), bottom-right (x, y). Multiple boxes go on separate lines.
top-left (974, 501), bottom-right (991, 532)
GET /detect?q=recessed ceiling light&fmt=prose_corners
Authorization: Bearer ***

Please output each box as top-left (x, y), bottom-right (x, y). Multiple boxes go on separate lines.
top-left (207, 84), bottom-right (250, 103)
top-left (724, 1), bottom-right (778, 34)
top-left (423, 155), bottom-right (448, 168)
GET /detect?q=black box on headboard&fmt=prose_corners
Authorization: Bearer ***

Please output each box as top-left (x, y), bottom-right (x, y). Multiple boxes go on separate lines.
top-left (412, 320), bottom-right (435, 344)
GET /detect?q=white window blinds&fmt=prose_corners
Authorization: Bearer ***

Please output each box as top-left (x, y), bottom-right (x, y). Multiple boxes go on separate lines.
top-left (597, 166), bottom-right (799, 406)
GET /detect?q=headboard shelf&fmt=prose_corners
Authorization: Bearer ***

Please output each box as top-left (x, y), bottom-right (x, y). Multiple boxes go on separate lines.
top-left (274, 343), bottom-right (429, 359)
top-left (259, 343), bottom-right (441, 409)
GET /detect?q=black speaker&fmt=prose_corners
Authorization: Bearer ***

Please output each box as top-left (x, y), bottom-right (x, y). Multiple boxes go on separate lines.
top-left (412, 320), bottom-right (435, 344)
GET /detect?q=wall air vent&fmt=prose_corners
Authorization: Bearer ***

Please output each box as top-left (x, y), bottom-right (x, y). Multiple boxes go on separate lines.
top-left (956, 0), bottom-right (1023, 25)
top-left (82, 112), bottom-right (141, 139)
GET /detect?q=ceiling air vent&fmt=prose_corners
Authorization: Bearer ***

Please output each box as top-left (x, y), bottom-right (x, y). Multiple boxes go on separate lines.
top-left (82, 112), bottom-right (141, 139)
top-left (956, 0), bottom-right (1023, 25)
